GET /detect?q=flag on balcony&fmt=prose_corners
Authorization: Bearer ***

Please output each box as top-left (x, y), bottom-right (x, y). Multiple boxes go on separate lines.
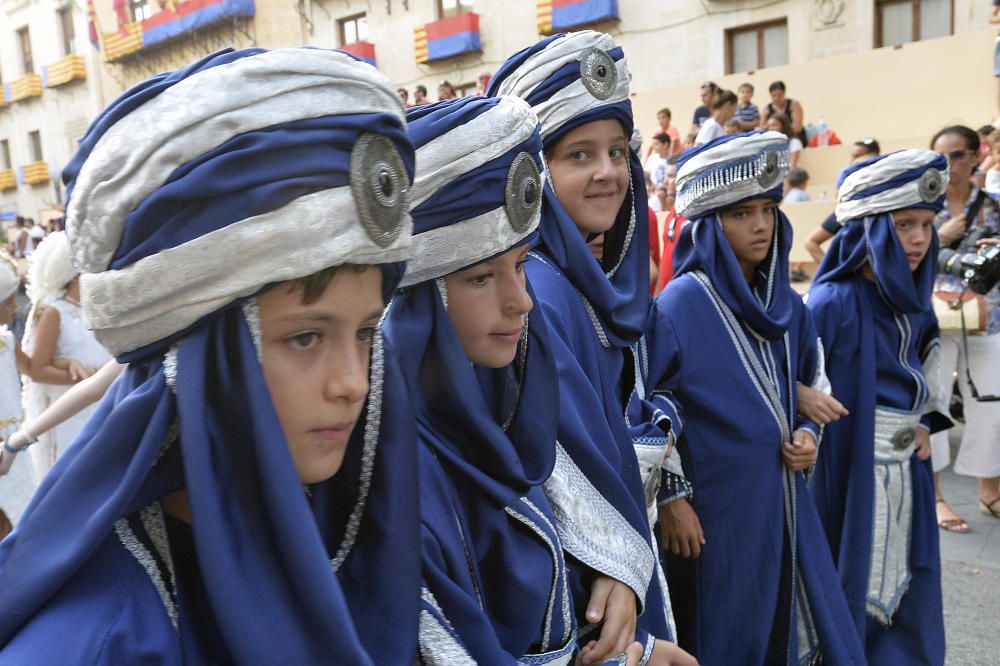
top-left (340, 41), bottom-right (376, 67)
top-left (87, 0), bottom-right (100, 47)
top-left (537, 0), bottom-right (618, 34)
top-left (414, 13), bottom-right (481, 64)
top-left (141, 0), bottom-right (255, 48)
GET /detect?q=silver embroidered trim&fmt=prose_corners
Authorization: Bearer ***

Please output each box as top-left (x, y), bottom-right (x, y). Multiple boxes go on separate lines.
top-left (242, 299), bottom-right (263, 364)
top-left (517, 638), bottom-right (576, 666)
top-left (80, 185), bottom-right (412, 357)
top-left (836, 149), bottom-right (949, 221)
top-left (676, 143), bottom-right (790, 219)
top-left (528, 251), bottom-right (611, 349)
top-left (114, 504), bottom-right (178, 631)
top-left (155, 420), bottom-right (180, 464)
top-left (419, 587), bottom-right (477, 665)
top-left (493, 31), bottom-right (631, 143)
top-left (604, 165), bottom-right (637, 281)
top-left (434, 278), bottom-right (449, 311)
top-left (543, 442), bottom-right (654, 606)
top-left (521, 496), bottom-right (573, 645)
top-left (638, 630), bottom-right (657, 666)
top-left (867, 408), bottom-right (921, 624)
top-left (67, 49), bottom-right (406, 274)
top-left (400, 205), bottom-right (538, 288)
top-left (329, 321), bottom-right (386, 571)
top-left (163, 345), bottom-right (179, 395)
top-left (506, 503), bottom-right (560, 650)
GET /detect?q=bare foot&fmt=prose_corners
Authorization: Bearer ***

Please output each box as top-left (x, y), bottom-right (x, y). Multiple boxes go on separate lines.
top-left (936, 497), bottom-right (971, 533)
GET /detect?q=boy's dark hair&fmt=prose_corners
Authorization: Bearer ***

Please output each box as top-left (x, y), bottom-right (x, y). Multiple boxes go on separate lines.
top-left (653, 132), bottom-right (671, 145)
top-left (700, 81), bottom-right (717, 92)
top-left (768, 81), bottom-right (786, 92)
top-left (978, 124), bottom-right (995, 136)
top-left (291, 264), bottom-right (370, 304)
top-left (710, 89), bottom-right (737, 110)
top-left (657, 107), bottom-right (671, 118)
top-left (854, 137), bottom-right (880, 156)
top-left (415, 85), bottom-right (428, 96)
top-left (930, 125), bottom-right (979, 152)
top-left (787, 167), bottom-right (809, 188)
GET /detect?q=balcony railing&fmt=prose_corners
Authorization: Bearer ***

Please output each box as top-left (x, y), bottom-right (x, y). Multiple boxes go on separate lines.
top-left (43, 54), bottom-right (87, 88)
top-left (103, 0), bottom-right (255, 62)
top-left (18, 162), bottom-right (49, 186)
top-left (340, 41), bottom-right (376, 68)
top-left (3, 74), bottom-right (43, 104)
top-left (414, 12), bottom-right (481, 64)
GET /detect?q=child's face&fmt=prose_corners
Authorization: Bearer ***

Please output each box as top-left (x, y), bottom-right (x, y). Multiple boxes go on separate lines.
top-left (443, 244), bottom-right (533, 369)
top-left (657, 112), bottom-right (670, 128)
top-left (547, 118), bottom-right (630, 237)
top-left (719, 198), bottom-right (776, 272)
top-left (257, 266), bottom-right (383, 484)
top-left (738, 86), bottom-right (752, 105)
top-left (654, 139), bottom-right (670, 157)
top-left (990, 141), bottom-right (1000, 163)
top-left (891, 208), bottom-right (935, 272)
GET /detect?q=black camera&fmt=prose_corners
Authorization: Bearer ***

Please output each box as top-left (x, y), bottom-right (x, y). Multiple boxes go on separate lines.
top-left (937, 225), bottom-right (1000, 295)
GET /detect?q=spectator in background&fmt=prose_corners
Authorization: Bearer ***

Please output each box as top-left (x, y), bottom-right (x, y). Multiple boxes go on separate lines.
top-left (474, 70), bottom-right (491, 95)
top-left (804, 138), bottom-right (884, 263)
top-left (694, 88), bottom-right (736, 146)
top-left (645, 107), bottom-right (682, 159)
top-left (783, 167), bottom-right (810, 203)
top-left (724, 118), bottom-right (742, 135)
top-left (760, 81), bottom-right (806, 146)
top-left (654, 156), bottom-right (685, 294)
top-left (766, 112), bottom-right (803, 167)
top-left (438, 81), bottom-right (457, 101)
top-left (644, 132), bottom-right (672, 187)
top-left (691, 81), bottom-right (717, 131)
top-left (930, 124), bottom-right (1000, 532)
top-left (413, 84), bottom-right (429, 105)
top-left (734, 82), bottom-right (760, 130)
top-left (398, 87), bottom-right (411, 107)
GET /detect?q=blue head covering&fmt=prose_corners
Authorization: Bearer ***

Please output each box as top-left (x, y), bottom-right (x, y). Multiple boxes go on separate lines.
top-left (0, 47), bottom-right (419, 664)
top-left (813, 149), bottom-right (947, 313)
top-left (386, 96), bottom-right (575, 659)
top-left (671, 130), bottom-right (794, 340)
top-left (395, 93), bottom-right (553, 506)
top-left (487, 30), bottom-right (648, 346)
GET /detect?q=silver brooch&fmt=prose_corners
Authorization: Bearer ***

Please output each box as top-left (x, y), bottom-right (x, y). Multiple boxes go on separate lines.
top-left (350, 133), bottom-right (409, 248)
top-left (505, 152), bottom-right (542, 233)
top-left (756, 151), bottom-right (782, 190)
top-left (890, 426), bottom-right (917, 451)
top-left (579, 48), bottom-right (617, 101)
top-left (918, 168), bottom-right (944, 203)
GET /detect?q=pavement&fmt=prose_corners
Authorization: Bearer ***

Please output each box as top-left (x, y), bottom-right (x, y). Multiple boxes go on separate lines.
top-left (937, 427), bottom-right (1000, 666)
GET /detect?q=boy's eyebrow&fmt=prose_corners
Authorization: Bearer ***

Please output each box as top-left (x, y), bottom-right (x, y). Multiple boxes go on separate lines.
top-left (276, 308), bottom-right (384, 324)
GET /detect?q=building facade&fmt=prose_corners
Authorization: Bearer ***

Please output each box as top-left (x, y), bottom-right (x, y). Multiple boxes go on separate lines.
top-left (0, 0), bottom-right (105, 224)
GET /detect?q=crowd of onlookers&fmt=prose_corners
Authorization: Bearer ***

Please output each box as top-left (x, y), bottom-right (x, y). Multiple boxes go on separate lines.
top-left (641, 80), bottom-right (1000, 536)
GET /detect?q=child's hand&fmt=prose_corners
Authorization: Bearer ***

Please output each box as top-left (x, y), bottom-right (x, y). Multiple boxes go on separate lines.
top-left (783, 430), bottom-right (817, 471)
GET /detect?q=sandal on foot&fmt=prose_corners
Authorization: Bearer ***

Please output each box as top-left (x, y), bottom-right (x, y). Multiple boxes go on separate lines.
top-left (936, 499), bottom-right (971, 533)
top-left (980, 497), bottom-right (1000, 519)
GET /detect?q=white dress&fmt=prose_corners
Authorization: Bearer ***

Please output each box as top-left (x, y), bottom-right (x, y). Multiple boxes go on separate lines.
top-left (21, 298), bottom-right (112, 484)
top-left (0, 325), bottom-right (35, 524)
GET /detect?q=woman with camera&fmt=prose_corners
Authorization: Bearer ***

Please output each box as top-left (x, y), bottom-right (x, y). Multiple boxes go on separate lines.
top-left (930, 125), bottom-right (1000, 530)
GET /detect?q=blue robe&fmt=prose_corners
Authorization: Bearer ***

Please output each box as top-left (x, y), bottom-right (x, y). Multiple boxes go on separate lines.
top-left (807, 213), bottom-right (947, 665)
top-left (645, 212), bottom-right (866, 665)
top-left (387, 279), bottom-right (576, 664)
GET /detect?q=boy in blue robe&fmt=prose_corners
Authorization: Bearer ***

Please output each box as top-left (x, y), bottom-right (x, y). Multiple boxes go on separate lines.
top-left (0, 48), bottom-right (420, 664)
top-left (488, 32), bottom-right (680, 664)
top-left (647, 131), bottom-right (866, 665)
top-left (385, 95), bottom-right (580, 664)
top-left (806, 150), bottom-right (950, 665)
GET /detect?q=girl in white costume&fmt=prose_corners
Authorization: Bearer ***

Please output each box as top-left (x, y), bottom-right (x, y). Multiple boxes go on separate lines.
top-left (0, 250), bottom-right (35, 525)
top-left (20, 232), bottom-right (111, 482)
